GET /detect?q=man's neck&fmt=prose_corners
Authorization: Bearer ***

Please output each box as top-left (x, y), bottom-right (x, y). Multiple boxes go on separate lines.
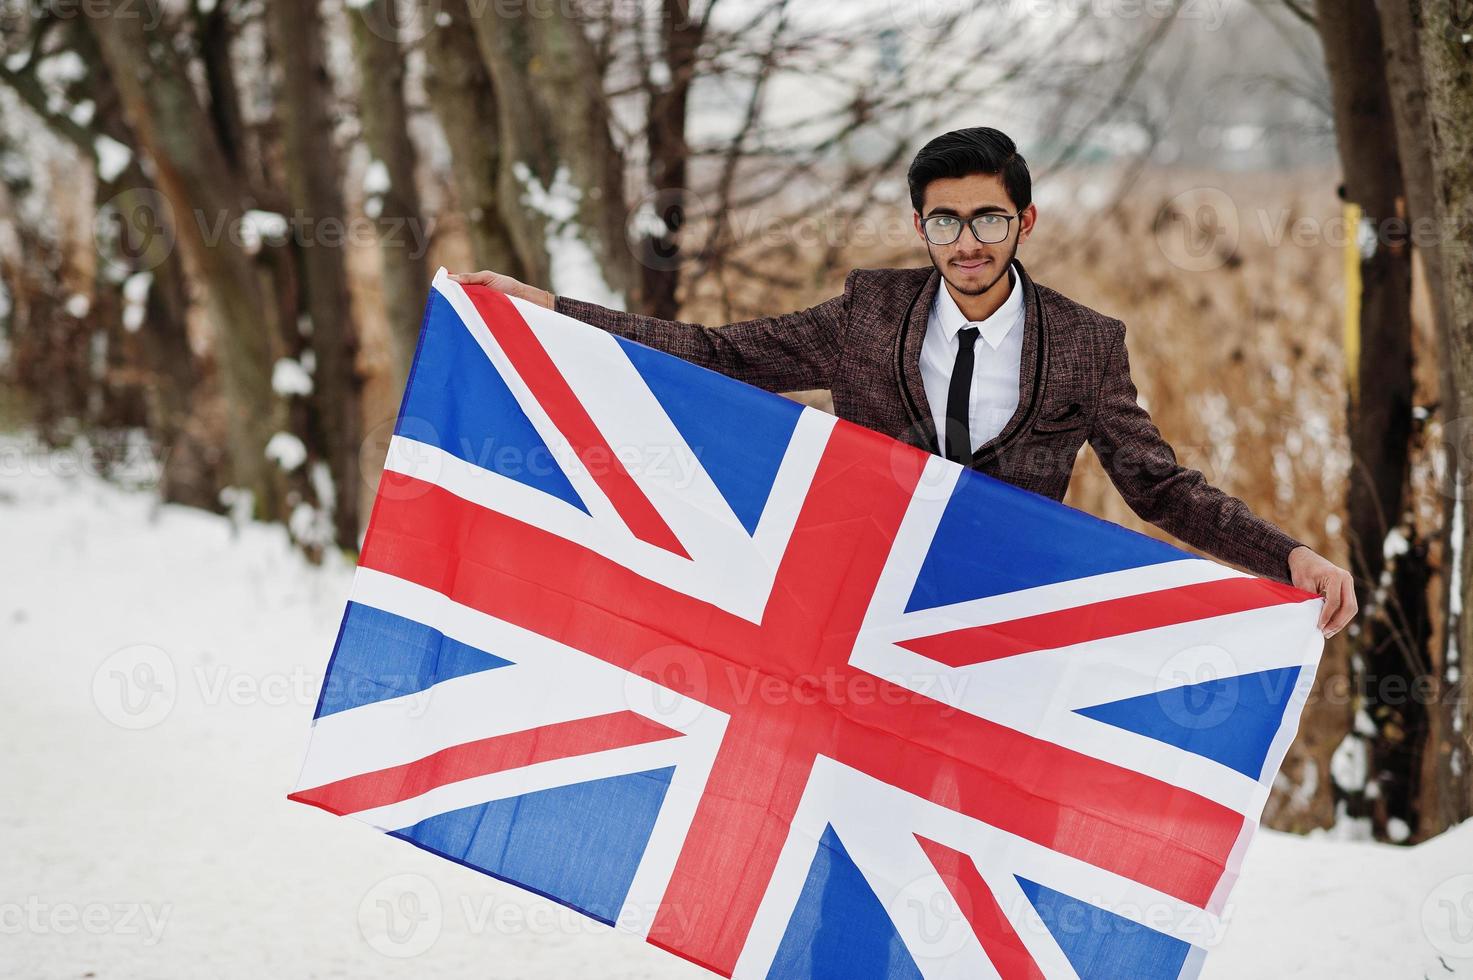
top-left (946, 264), bottom-right (1015, 323)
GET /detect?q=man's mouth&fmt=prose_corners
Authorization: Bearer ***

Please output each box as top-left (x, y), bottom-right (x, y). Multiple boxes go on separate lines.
top-left (953, 258), bottom-right (990, 271)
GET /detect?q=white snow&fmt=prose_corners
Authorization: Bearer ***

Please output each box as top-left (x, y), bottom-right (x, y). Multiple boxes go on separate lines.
top-left (216, 484), bottom-right (255, 527)
top-left (303, 461), bottom-right (337, 550)
top-left (285, 500), bottom-right (328, 546)
top-left (264, 431), bottom-right (308, 472)
top-left (0, 145), bottom-right (28, 184)
top-left (1451, 480), bottom-right (1464, 662)
top-left (120, 271), bottom-right (152, 333)
top-left (94, 135), bottom-right (132, 182)
top-left (513, 161), bottom-right (626, 311)
top-left (2, 439), bottom-right (1471, 978)
top-left (628, 197), bottom-right (673, 240)
top-left (1219, 123), bottom-right (1263, 153)
top-left (271, 357), bottom-right (313, 397)
top-left (363, 158), bottom-right (391, 196)
top-left (37, 50), bottom-right (86, 88)
top-left (121, 273), bottom-right (150, 319)
top-left (1331, 733), bottom-right (1368, 793)
top-left (1285, 758), bottom-right (1317, 810)
top-left (362, 156), bottom-right (390, 220)
top-left (1356, 214), bottom-right (1379, 261)
top-left (240, 210), bottom-right (289, 255)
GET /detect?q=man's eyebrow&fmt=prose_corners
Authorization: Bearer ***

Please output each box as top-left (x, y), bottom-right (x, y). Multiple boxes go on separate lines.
top-left (925, 205), bottom-right (1011, 218)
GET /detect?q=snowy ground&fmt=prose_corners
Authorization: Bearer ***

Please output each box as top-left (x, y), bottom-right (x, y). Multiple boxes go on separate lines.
top-left (3, 436), bottom-right (1471, 979)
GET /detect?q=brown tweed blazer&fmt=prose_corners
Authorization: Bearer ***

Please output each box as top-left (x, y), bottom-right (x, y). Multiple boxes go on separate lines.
top-left (553, 258), bottom-right (1304, 584)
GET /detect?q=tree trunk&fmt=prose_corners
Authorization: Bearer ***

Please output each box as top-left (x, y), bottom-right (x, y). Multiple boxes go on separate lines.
top-left (470, 7), bottom-right (636, 307)
top-left (1417, 0), bottom-right (1473, 830)
top-left (639, 0), bottom-right (703, 320)
top-left (533, 8), bottom-right (639, 306)
top-left (80, 17), bottom-right (222, 509)
top-left (1316, 0), bottom-right (1426, 841)
top-left (87, 0), bottom-right (288, 521)
top-left (1377, 0), bottom-right (1471, 839)
top-left (469, 11), bottom-right (556, 285)
top-left (424, 0), bottom-right (527, 280)
top-left (348, 0), bottom-right (430, 387)
top-left (2, 14), bottom-right (226, 507)
top-left (267, 0), bottom-right (363, 548)
top-left (0, 227), bottom-right (86, 445)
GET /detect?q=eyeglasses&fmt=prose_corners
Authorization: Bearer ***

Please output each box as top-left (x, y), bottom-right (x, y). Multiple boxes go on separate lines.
top-left (921, 211), bottom-right (1019, 246)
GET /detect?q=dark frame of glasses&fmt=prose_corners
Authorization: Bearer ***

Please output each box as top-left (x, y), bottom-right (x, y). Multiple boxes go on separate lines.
top-left (921, 211), bottom-right (1020, 246)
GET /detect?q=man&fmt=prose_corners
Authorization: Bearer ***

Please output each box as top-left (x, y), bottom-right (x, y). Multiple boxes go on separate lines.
top-left (451, 126), bottom-right (1356, 638)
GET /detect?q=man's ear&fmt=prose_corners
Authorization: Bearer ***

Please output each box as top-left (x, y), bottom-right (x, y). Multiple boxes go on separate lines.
top-left (1017, 203), bottom-right (1038, 245)
top-left (913, 211), bottom-right (925, 241)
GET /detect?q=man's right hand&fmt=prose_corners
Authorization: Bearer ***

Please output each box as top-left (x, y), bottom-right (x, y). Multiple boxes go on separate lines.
top-left (448, 270), bottom-right (555, 310)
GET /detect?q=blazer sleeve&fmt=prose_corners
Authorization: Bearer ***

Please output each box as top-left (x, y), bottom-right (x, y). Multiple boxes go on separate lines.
top-left (551, 270), bottom-right (856, 393)
top-left (1087, 320), bottom-right (1304, 584)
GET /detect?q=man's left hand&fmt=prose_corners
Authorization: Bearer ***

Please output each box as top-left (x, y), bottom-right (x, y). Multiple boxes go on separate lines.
top-left (1287, 545), bottom-right (1357, 639)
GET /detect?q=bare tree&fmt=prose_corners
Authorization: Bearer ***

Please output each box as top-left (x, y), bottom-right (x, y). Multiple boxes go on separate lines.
top-left (1377, 0), bottom-right (1469, 840)
top-left (87, 0), bottom-right (290, 521)
top-left (469, 5), bottom-right (637, 305)
top-left (1417, 0), bottom-right (1473, 830)
top-left (266, 0), bottom-right (363, 546)
top-left (347, 0), bottom-right (429, 385)
top-left (422, 0), bottom-right (527, 279)
top-left (1315, 0), bottom-right (1427, 841)
top-left (633, 0), bottom-right (709, 319)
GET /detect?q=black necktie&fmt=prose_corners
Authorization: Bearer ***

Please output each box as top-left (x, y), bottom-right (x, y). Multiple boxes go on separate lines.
top-left (944, 325), bottom-right (980, 464)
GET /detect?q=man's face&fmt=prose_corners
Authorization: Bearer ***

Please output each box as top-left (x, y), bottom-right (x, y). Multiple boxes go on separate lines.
top-left (914, 172), bottom-right (1037, 296)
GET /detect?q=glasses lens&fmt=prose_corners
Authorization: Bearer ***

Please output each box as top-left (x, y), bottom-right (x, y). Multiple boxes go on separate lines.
top-left (924, 215), bottom-right (962, 245)
top-left (972, 214), bottom-right (1010, 244)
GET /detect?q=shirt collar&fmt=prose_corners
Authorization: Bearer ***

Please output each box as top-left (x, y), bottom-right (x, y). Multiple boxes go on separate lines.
top-left (934, 262), bottom-right (1023, 350)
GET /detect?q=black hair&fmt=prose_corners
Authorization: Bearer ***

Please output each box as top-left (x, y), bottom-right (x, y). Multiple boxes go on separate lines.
top-left (907, 127), bottom-right (1031, 215)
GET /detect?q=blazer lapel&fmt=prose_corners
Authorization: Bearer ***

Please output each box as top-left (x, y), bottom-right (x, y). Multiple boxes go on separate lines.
top-left (972, 258), bottom-right (1044, 465)
top-left (897, 259), bottom-right (1045, 462)
top-left (899, 267), bottom-right (943, 453)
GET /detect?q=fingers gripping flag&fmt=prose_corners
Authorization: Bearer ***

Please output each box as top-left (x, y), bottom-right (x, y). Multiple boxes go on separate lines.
top-left (289, 268), bottom-right (1325, 979)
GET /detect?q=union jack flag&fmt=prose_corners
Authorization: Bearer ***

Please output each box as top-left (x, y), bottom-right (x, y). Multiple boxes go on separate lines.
top-left (289, 268), bottom-right (1324, 979)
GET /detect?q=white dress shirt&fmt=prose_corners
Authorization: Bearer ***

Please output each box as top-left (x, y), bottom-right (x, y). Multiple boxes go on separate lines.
top-left (920, 262), bottom-right (1025, 457)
